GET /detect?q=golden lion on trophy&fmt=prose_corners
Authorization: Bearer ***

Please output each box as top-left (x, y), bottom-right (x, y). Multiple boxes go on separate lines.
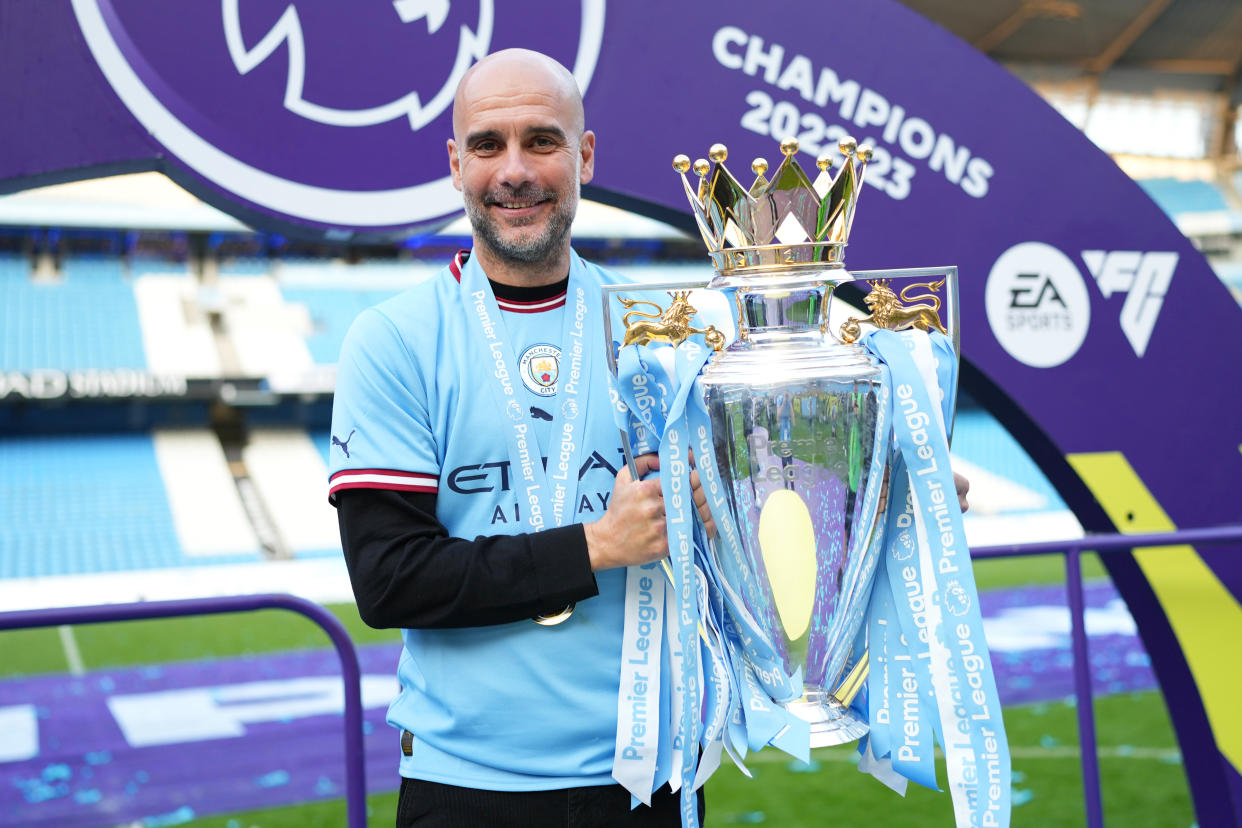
top-left (840, 279), bottom-right (947, 343)
top-left (621, 291), bottom-right (726, 351)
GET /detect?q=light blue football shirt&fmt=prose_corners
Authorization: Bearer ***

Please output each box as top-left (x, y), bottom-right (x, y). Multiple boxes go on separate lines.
top-left (329, 250), bottom-right (634, 790)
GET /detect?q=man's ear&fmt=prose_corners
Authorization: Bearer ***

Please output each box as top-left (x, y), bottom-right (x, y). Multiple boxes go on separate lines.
top-left (447, 139), bottom-right (463, 191)
top-left (578, 130), bottom-right (595, 185)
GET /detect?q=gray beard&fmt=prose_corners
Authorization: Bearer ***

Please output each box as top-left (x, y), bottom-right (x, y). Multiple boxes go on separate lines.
top-left (464, 186), bottom-right (578, 267)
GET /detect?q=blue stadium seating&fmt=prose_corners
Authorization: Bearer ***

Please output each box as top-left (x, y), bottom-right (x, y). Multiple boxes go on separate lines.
top-left (1136, 177), bottom-right (1230, 216)
top-left (951, 410), bottom-right (1066, 512)
top-left (280, 286), bottom-right (410, 364)
top-left (0, 256), bottom-right (147, 371)
top-left (61, 255), bottom-right (126, 283)
top-left (0, 433), bottom-right (260, 578)
top-left (309, 428), bottom-right (332, 467)
top-left (0, 251), bottom-right (28, 280)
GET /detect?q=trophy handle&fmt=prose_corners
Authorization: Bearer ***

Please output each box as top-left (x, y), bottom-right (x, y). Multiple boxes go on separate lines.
top-left (601, 279), bottom-right (715, 480)
top-left (842, 266), bottom-right (960, 443)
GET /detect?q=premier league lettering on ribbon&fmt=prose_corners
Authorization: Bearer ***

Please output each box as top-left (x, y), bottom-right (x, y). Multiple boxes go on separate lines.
top-left (598, 134), bottom-right (1008, 828)
top-left (865, 330), bottom-right (1011, 827)
top-left (459, 253), bottom-right (601, 626)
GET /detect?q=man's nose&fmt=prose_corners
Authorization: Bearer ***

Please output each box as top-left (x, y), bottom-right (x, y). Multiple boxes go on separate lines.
top-left (498, 146), bottom-right (533, 188)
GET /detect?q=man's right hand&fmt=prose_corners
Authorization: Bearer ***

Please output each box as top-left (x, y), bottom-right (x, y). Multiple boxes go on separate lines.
top-left (584, 453), bottom-right (668, 571)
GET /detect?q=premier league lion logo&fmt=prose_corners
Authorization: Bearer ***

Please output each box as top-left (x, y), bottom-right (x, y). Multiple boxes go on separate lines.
top-left (892, 527), bottom-right (916, 561)
top-left (221, 0), bottom-right (487, 132)
top-left (943, 579), bottom-right (972, 617)
top-left (72, 0), bottom-right (605, 238)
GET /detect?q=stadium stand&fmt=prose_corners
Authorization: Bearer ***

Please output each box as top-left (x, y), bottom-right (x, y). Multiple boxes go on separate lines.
top-left (217, 256), bottom-right (271, 276)
top-left (131, 272), bottom-right (222, 376)
top-left (0, 257), bottom-right (147, 372)
top-left (0, 432), bottom-right (258, 579)
top-left (949, 410), bottom-right (1082, 546)
top-left (1136, 177), bottom-right (1231, 216)
top-left (279, 284), bottom-right (415, 365)
top-left (151, 429), bottom-right (263, 558)
top-left (218, 274), bottom-right (316, 376)
top-left (129, 256), bottom-right (192, 278)
top-left (1217, 261), bottom-right (1242, 295)
top-left (240, 428), bottom-right (342, 558)
top-left (276, 259), bottom-right (438, 364)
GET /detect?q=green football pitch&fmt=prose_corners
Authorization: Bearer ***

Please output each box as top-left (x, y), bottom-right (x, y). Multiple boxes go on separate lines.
top-left (2, 552), bottom-right (1197, 827)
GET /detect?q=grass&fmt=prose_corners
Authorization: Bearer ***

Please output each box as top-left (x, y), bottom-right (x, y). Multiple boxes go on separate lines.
top-left (1, 554), bottom-right (1093, 680)
top-left (183, 693), bottom-right (1192, 827)
top-left (971, 551), bottom-right (1106, 591)
top-left (1, 602), bottom-right (400, 678)
top-left (2, 556), bottom-right (1188, 827)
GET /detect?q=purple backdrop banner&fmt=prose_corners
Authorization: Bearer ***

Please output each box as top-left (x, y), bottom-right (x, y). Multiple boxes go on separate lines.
top-left (2, 1), bottom-right (1240, 823)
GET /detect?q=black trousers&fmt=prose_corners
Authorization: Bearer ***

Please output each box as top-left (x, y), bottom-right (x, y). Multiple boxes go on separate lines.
top-left (396, 778), bottom-right (704, 827)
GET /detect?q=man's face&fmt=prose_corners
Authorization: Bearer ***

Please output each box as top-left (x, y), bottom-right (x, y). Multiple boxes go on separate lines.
top-left (448, 65), bottom-right (595, 267)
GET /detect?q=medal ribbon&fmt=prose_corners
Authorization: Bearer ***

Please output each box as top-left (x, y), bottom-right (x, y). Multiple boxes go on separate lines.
top-left (459, 252), bottom-right (596, 533)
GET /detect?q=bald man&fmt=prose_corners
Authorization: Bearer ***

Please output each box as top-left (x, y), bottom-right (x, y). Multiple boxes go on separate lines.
top-left (328, 50), bottom-right (694, 826)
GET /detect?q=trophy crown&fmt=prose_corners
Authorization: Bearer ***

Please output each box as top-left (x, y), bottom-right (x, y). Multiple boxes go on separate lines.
top-left (673, 136), bottom-right (872, 277)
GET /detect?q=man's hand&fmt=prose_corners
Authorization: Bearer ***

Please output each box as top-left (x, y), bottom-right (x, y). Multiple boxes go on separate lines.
top-left (584, 453), bottom-right (668, 571)
top-left (954, 470), bottom-right (970, 513)
top-left (690, 469), bottom-right (717, 539)
top-left (687, 449), bottom-right (716, 539)
top-left (879, 467), bottom-right (968, 514)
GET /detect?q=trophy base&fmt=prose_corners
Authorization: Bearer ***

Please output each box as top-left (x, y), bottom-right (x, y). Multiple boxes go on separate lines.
top-left (784, 690), bottom-right (869, 748)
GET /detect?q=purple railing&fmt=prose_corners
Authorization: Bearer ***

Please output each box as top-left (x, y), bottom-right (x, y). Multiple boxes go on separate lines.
top-left (0, 593), bottom-right (368, 828)
top-left (972, 524), bottom-right (1242, 828)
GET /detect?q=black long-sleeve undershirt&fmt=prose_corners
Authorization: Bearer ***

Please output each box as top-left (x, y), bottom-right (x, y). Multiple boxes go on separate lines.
top-left (335, 488), bottom-right (600, 630)
top-left (335, 487), bottom-right (601, 629)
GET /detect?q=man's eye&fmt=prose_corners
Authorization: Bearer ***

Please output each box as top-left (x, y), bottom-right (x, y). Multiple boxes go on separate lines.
top-left (474, 141), bottom-right (499, 153)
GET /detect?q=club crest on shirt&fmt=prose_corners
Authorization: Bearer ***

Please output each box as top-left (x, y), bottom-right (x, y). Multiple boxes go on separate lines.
top-left (519, 344), bottom-right (560, 397)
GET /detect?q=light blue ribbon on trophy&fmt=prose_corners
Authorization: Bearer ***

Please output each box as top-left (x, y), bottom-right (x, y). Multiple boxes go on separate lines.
top-left (611, 345), bottom-right (673, 805)
top-left (861, 328), bottom-right (1012, 828)
top-left (611, 336), bottom-right (715, 822)
top-left (875, 457), bottom-right (942, 792)
top-left (613, 557), bottom-right (666, 805)
top-left (611, 309), bottom-right (827, 822)
top-left (459, 253), bottom-right (594, 533)
top-left (865, 562), bottom-right (895, 762)
top-left (653, 338), bottom-right (712, 827)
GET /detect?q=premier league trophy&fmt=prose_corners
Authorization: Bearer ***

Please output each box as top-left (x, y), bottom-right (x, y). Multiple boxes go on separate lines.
top-left (604, 136), bottom-right (958, 751)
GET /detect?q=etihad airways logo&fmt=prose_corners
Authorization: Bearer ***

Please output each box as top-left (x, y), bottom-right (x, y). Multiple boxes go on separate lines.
top-left (986, 242), bottom-right (1176, 366)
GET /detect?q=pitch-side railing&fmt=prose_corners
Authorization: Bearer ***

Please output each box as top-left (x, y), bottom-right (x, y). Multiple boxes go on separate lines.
top-left (2, 528), bottom-right (1239, 828)
top-left (0, 593), bottom-right (369, 828)
top-left (971, 524), bottom-right (1242, 828)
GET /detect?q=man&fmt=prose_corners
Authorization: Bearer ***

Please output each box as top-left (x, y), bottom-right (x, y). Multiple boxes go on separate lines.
top-left (330, 47), bottom-right (970, 827)
top-left (328, 49), bottom-right (687, 827)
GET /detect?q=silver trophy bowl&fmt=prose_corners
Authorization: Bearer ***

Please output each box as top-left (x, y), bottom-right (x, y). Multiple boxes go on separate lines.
top-left (696, 268), bottom-right (888, 747)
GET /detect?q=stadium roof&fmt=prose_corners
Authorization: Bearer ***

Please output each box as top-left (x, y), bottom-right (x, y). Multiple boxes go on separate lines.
top-left (899, 0), bottom-right (1242, 158)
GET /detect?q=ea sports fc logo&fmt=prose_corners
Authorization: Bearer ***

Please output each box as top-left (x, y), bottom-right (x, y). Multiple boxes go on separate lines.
top-left (519, 344), bottom-right (560, 396)
top-left (71, 0), bottom-right (605, 234)
top-left (986, 242), bottom-right (1091, 368)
